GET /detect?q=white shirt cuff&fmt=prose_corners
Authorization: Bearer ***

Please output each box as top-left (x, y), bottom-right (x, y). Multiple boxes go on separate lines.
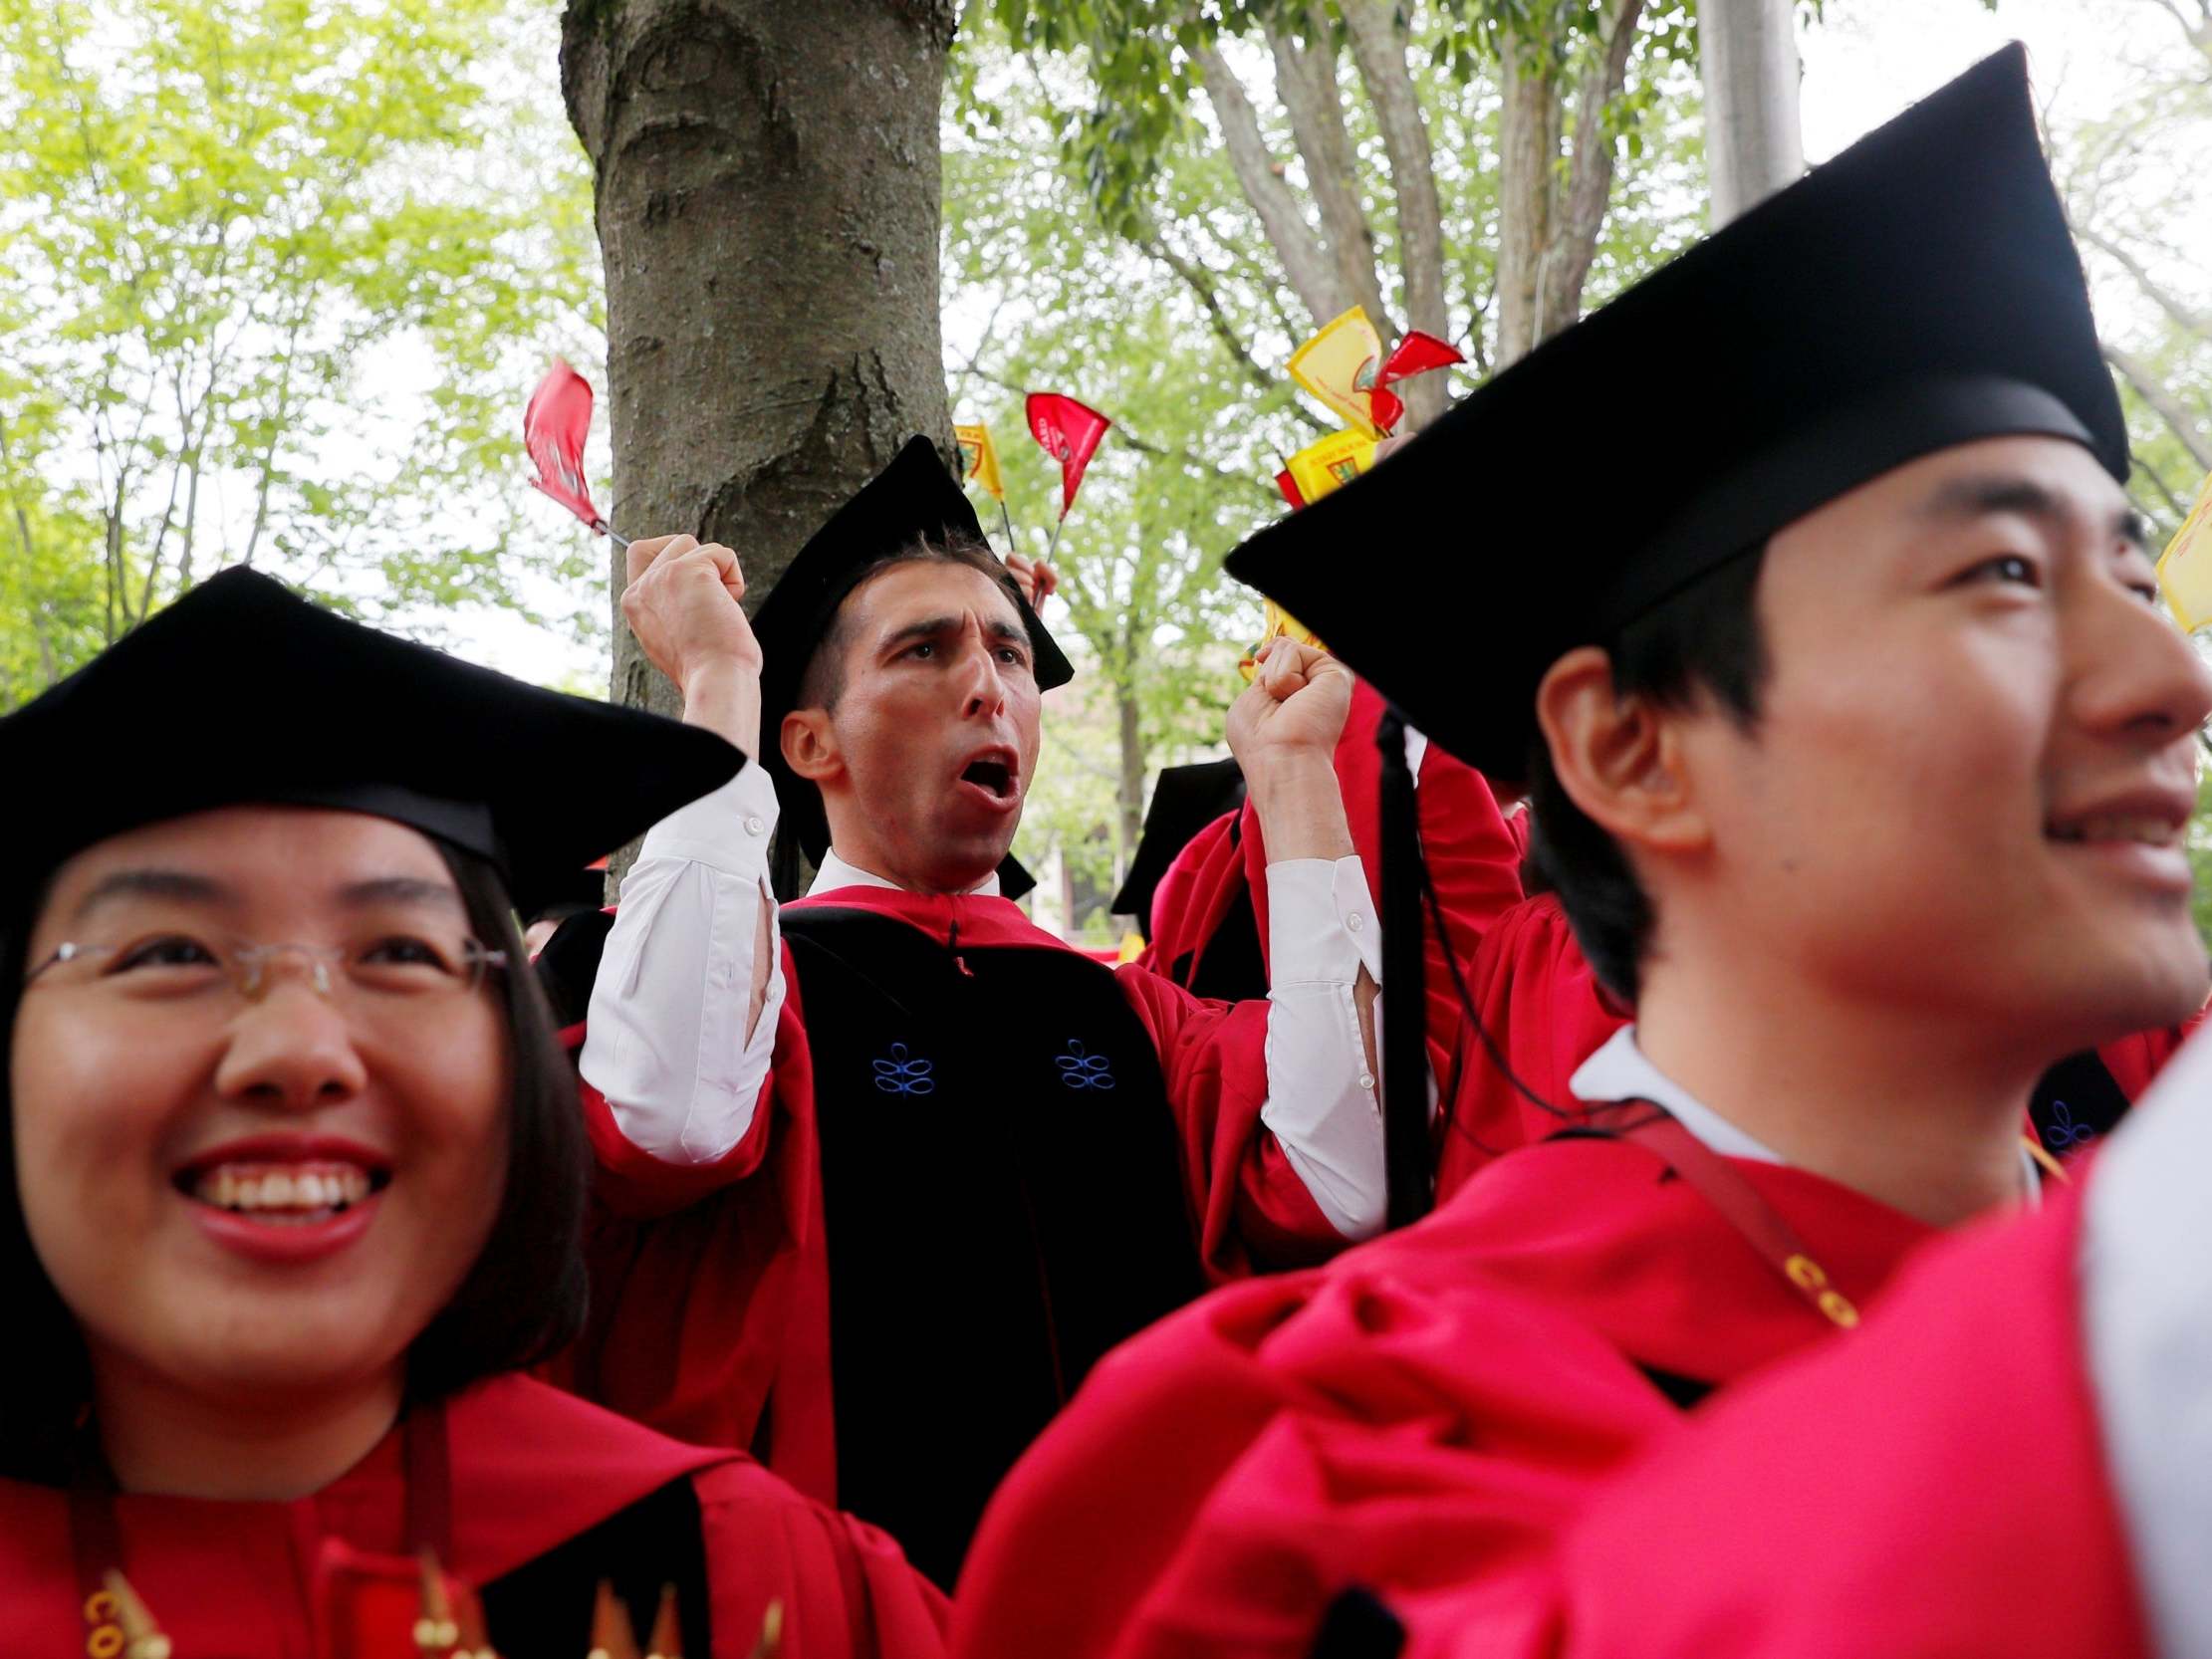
top-left (1266, 855), bottom-right (1382, 987)
top-left (629, 758), bottom-right (781, 881)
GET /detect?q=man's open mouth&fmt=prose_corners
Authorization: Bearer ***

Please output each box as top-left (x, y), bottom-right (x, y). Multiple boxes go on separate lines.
top-left (960, 755), bottom-right (1017, 801)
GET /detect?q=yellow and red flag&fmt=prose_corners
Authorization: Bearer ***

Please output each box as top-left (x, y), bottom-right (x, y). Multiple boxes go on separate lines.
top-left (1286, 307), bottom-right (1464, 437)
top-left (1289, 308), bottom-right (1389, 436)
top-left (954, 421), bottom-right (1005, 501)
top-left (2156, 470), bottom-right (2212, 631)
top-left (1283, 428), bottom-right (1378, 507)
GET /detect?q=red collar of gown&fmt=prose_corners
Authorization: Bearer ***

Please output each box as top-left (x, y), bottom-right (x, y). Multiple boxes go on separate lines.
top-left (788, 883), bottom-right (1071, 953)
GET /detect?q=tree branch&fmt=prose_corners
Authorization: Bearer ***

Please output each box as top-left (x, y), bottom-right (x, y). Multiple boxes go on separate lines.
top-left (1541, 0), bottom-right (1647, 334)
top-left (1195, 42), bottom-right (1345, 325)
top-left (1267, 8), bottom-right (1390, 332)
top-left (1341, 0), bottom-right (1452, 427)
top-left (1493, 25), bottom-right (1562, 367)
top-left (2105, 341), bottom-right (2212, 471)
top-left (2074, 219), bottom-right (2211, 343)
top-left (1137, 231), bottom-right (1330, 432)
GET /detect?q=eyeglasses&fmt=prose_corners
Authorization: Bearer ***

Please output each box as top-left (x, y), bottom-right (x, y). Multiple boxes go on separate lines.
top-left (24, 932), bottom-right (509, 1011)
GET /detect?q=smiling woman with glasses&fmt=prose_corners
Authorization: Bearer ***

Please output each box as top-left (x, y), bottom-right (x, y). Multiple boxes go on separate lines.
top-left (0, 569), bottom-right (948, 1658)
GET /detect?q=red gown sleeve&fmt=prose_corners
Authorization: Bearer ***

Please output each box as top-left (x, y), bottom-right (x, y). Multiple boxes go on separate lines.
top-left (570, 939), bottom-right (800, 1220)
top-left (1492, 1185), bottom-right (2146, 1659)
top-left (950, 1255), bottom-right (1673, 1659)
top-left (550, 949), bottom-right (838, 1500)
top-left (694, 1459), bottom-right (949, 1659)
top-left (1137, 811), bottom-right (1244, 977)
top-left (1112, 969), bottom-right (1344, 1276)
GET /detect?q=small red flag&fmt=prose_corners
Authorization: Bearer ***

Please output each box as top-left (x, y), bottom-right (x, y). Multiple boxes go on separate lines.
top-left (1026, 392), bottom-right (1112, 520)
top-left (1362, 331), bottom-right (1464, 436)
top-left (524, 359), bottom-right (608, 534)
top-left (1274, 468), bottom-right (1306, 509)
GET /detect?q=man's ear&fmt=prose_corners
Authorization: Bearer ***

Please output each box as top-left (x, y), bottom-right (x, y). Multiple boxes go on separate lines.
top-left (781, 707), bottom-right (843, 787)
top-left (1534, 646), bottom-right (1710, 857)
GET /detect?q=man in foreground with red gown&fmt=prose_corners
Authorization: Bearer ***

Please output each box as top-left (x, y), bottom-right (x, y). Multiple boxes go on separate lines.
top-left (949, 46), bottom-right (2212, 1658)
top-left (1385, 1019), bottom-right (2212, 1659)
top-left (550, 439), bottom-right (1397, 1588)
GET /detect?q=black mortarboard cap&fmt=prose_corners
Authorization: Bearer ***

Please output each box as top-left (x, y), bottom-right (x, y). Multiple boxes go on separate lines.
top-left (0, 568), bottom-right (743, 916)
top-left (999, 853), bottom-right (1039, 905)
top-left (752, 435), bottom-right (1075, 880)
top-left (1225, 47), bottom-right (2122, 782)
top-left (1110, 757), bottom-right (1247, 922)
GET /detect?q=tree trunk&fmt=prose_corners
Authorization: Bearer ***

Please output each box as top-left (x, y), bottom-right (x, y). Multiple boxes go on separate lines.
top-left (1268, 11), bottom-right (1390, 333)
top-left (1698, 0), bottom-right (1803, 227)
top-left (1341, 0), bottom-right (1451, 429)
top-left (562, 0), bottom-right (959, 752)
top-left (1197, 42), bottom-right (1347, 326)
top-left (1494, 28), bottom-right (1562, 368)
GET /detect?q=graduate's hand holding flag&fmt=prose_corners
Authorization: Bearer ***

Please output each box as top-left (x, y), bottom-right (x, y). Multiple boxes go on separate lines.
top-left (1004, 548), bottom-right (1059, 608)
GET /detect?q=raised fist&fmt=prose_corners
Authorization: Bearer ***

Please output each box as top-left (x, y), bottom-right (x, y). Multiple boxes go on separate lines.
top-left (618, 534), bottom-right (763, 694)
top-left (1226, 637), bottom-right (1354, 777)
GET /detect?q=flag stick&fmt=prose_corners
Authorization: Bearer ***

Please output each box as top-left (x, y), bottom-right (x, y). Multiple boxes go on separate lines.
top-left (596, 520), bottom-right (631, 553)
top-left (1044, 512), bottom-right (1067, 564)
top-left (997, 499), bottom-right (1018, 558)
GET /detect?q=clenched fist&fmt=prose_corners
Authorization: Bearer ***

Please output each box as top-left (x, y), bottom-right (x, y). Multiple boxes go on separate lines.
top-left (1227, 637), bottom-right (1353, 772)
top-left (619, 534), bottom-right (764, 694)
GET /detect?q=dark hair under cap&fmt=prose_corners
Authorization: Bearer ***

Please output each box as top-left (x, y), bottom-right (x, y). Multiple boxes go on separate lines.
top-left (749, 434), bottom-right (1074, 880)
top-left (1225, 45), bottom-right (2120, 785)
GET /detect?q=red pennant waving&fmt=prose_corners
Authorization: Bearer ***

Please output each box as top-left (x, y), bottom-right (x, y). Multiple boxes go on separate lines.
top-left (524, 359), bottom-right (607, 533)
top-left (1026, 393), bottom-right (1112, 520)
top-left (1362, 331), bottom-right (1464, 436)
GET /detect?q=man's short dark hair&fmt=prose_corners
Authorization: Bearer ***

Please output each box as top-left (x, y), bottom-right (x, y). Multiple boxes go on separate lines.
top-left (0, 840), bottom-right (587, 1483)
top-left (794, 532), bottom-right (1029, 714)
top-left (1526, 545), bottom-right (1771, 1005)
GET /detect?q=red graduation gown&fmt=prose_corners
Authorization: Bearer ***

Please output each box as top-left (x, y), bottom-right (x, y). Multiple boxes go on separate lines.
top-left (1140, 680), bottom-right (1526, 1102)
top-left (554, 889), bottom-right (1337, 1524)
top-left (1431, 892), bottom-right (1626, 1201)
top-left (0, 1373), bottom-right (945, 1658)
top-left (948, 1136), bottom-right (1933, 1659)
top-left (1395, 1180), bottom-right (2145, 1659)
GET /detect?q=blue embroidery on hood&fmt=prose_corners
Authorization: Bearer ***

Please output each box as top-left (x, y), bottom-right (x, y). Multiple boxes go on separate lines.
top-left (1056, 1040), bottom-right (1115, 1091)
top-left (873, 1043), bottom-right (936, 1096)
top-left (2042, 1098), bottom-right (2092, 1152)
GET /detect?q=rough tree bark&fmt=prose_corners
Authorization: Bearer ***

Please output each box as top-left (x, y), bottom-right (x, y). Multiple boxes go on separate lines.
top-left (1495, 0), bottom-right (1646, 368)
top-left (1340, 0), bottom-right (1450, 428)
top-left (561, 0), bottom-right (959, 758)
top-left (1269, 8), bottom-right (1392, 332)
top-left (1195, 42), bottom-right (1348, 325)
top-left (1698, 0), bottom-right (1804, 226)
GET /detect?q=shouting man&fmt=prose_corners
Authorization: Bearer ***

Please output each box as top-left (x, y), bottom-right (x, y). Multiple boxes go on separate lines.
top-left (550, 440), bottom-right (1388, 1587)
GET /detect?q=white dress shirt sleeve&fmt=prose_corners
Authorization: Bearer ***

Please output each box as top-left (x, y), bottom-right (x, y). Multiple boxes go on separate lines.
top-left (1262, 855), bottom-right (1387, 1241)
top-left (2080, 1028), bottom-right (2212, 1656)
top-left (579, 760), bottom-right (787, 1164)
